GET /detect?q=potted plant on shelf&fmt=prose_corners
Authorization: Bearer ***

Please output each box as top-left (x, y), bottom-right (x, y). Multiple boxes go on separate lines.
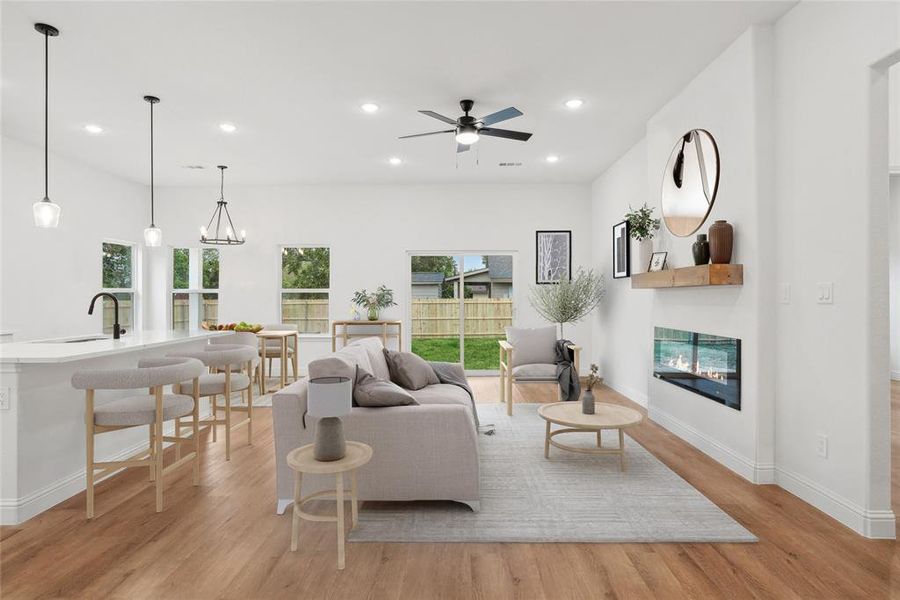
top-left (352, 285), bottom-right (396, 321)
top-left (624, 203), bottom-right (661, 273)
top-left (582, 363), bottom-right (601, 414)
top-left (529, 268), bottom-right (605, 338)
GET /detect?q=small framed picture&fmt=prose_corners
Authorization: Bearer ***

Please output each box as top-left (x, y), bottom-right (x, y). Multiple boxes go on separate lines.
top-left (612, 221), bottom-right (630, 279)
top-left (535, 230), bottom-right (572, 284)
top-left (648, 252), bottom-right (668, 272)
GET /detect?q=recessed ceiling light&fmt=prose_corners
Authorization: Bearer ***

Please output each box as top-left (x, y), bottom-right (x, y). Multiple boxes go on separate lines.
top-left (83, 124), bottom-right (104, 134)
top-left (388, 156), bottom-right (402, 166)
top-left (361, 103), bottom-right (379, 113)
top-left (564, 98), bottom-right (584, 110)
top-left (546, 155), bottom-right (560, 163)
top-left (219, 122), bottom-right (237, 133)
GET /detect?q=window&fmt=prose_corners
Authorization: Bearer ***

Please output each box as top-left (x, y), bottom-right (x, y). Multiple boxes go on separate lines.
top-left (281, 247), bottom-right (329, 334)
top-left (172, 248), bottom-right (219, 330)
top-left (101, 241), bottom-right (135, 334)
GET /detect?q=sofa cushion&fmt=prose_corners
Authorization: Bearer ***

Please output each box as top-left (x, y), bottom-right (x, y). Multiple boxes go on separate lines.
top-left (349, 337), bottom-right (391, 381)
top-left (308, 343), bottom-right (374, 381)
top-left (407, 383), bottom-right (473, 409)
top-left (512, 363), bottom-right (558, 381)
top-left (383, 349), bottom-right (440, 390)
top-left (353, 370), bottom-right (418, 407)
top-left (505, 326), bottom-right (557, 367)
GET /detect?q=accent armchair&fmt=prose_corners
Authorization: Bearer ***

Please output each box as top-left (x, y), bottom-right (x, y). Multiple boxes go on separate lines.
top-left (498, 325), bottom-right (581, 415)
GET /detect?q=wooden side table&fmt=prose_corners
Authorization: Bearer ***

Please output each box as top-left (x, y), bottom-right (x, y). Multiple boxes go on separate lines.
top-left (331, 320), bottom-right (402, 352)
top-left (286, 441), bottom-right (373, 570)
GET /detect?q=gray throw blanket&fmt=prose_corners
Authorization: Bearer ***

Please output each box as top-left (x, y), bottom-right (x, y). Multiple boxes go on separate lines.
top-left (556, 339), bottom-right (581, 402)
top-left (428, 361), bottom-right (482, 429)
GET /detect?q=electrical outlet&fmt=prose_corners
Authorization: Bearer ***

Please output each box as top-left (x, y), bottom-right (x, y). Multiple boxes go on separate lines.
top-left (780, 283), bottom-right (791, 304)
top-left (816, 434), bottom-right (828, 458)
top-left (816, 282), bottom-right (834, 304)
top-left (0, 389), bottom-right (9, 410)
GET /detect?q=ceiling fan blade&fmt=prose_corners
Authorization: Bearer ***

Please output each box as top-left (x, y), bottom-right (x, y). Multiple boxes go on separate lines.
top-left (479, 107), bottom-right (523, 127)
top-left (399, 129), bottom-right (455, 139)
top-left (479, 127), bottom-right (532, 142)
top-left (457, 143), bottom-right (471, 153)
top-left (419, 110), bottom-right (458, 125)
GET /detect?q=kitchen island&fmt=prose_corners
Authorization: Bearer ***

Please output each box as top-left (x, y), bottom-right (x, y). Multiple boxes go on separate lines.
top-left (0, 330), bottom-right (226, 524)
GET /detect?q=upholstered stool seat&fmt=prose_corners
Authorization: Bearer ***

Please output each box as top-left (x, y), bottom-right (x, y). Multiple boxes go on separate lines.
top-left (169, 343), bottom-right (258, 461)
top-left (94, 393), bottom-right (194, 427)
top-left (71, 356), bottom-right (205, 518)
top-left (212, 332), bottom-right (263, 396)
top-left (178, 372), bottom-right (251, 396)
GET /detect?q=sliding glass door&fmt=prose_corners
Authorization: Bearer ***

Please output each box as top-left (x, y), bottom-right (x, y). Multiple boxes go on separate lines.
top-left (410, 254), bottom-right (513, 374)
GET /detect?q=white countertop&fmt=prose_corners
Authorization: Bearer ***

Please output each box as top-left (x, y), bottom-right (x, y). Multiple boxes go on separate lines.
top-left (0, 330), bottom-right (228, 364)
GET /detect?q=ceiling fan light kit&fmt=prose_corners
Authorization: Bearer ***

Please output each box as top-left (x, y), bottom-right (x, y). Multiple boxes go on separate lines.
top-left (32, 23), bottom-right (61, 229)
top-left (400, 99), bottom-right (533, 155)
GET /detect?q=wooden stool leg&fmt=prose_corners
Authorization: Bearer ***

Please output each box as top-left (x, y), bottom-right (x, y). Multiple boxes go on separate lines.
top-left (336, 473), bottom-right (345, 570)
top-left (154, 387), bottom-right (164, 512)
top-left (211, 395), bottom-right (218, 442)
top-left (247, 361), bottom-right (254, 446)
top-left (192, 378), bottom-right (201, 486)
top-left (597, 431), bottom-right (602, 447)
top-left (148, 423), bottom-right (156, 482)
top-left (174, 418), bottom-right (181, 461)
top-left (85, 390), bottom-right (95, 519)
top-left (350, 469), bottom-right (359, 530)
top-left (257, 364), bottom-right (264, 396)
top-left (225, 368), bottom-right (232, 461)
top-left (290, 471), bottom-right (303, 552)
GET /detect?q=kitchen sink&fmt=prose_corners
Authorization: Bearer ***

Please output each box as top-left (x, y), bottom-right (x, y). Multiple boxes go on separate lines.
top-left (30, 335), bottom-right (109, 344)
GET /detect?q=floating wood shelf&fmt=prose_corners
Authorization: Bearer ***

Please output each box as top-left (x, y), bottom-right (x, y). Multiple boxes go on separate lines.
top-left (631, 264), bottom-right (743, 289)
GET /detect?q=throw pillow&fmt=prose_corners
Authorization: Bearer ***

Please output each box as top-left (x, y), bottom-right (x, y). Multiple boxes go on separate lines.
top-left (383, 348), bottom-right (440, 390)
top-left (353, 370), bottom-right (419, 407)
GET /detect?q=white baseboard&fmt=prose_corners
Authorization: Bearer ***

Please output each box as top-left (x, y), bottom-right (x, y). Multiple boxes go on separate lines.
top-left (776, 466), bottom-right (896, 539)
top-left (602, 380), bottom-right (648, 408)
top-left (648, 405), bottom-right (762, 484)
top-left (276, 498), bottom-right (291, 515)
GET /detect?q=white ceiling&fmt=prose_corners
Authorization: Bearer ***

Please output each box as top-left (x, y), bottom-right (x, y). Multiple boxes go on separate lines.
top-left (1, 1), bottom-right (795, 186)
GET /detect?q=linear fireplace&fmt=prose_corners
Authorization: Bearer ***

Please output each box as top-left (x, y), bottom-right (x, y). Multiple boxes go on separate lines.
top-left (653, 327), bottom-right (741, 410)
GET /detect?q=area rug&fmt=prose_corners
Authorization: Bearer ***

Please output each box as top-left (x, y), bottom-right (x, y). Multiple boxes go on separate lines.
top-left (348, 403), bottom-right (756, 543)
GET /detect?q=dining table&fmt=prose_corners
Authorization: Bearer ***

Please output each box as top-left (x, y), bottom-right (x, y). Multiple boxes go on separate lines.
top-left (256, 329), bottom-right (299, 393)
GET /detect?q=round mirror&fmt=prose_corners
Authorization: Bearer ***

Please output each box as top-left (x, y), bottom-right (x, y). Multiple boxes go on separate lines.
top-left (660, 129), bottom-right (720, 237)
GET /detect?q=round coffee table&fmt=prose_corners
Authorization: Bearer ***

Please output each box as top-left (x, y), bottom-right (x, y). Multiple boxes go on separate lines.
top-left (538, 402), bottom-right (643, 471)
top-left (286, 441), bottom-right (373, 570)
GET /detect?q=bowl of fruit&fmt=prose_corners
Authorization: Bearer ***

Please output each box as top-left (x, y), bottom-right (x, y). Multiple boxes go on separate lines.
top-left (201, 321), bottom-right (263, 333)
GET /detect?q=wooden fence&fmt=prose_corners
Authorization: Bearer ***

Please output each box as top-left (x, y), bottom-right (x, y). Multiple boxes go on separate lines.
top-left (172, 297), bottom-right (219, 330)
top-left (281, 299), bottom-right (329, 334)
top-left (411, 299), bottom-right (512, 338)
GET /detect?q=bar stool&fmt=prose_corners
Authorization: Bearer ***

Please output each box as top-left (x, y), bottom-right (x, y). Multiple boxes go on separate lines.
top-left (212, 331), bottom-right (264, 396)
top-left (169, 344), bottom-right (257, 460)
top-left (71, 356), bottom-right (205, 519)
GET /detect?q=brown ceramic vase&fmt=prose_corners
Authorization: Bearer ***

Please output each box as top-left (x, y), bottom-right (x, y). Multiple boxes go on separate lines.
top-left (708, 220), bottom-right (733, 264)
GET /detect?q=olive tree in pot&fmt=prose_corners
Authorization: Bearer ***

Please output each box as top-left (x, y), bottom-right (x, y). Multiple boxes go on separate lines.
top-left (624, 203), bottom-right (660, 273)
top-left (529, 268), bottom-right (605, 339)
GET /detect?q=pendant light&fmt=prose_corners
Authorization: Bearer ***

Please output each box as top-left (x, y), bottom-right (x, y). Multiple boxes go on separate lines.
top-left (142, 95), bottom-right (162, 247)
top-left (32, 23), bottom-right (61, 228)
top-left (200, 165), bottom-right (246, 245)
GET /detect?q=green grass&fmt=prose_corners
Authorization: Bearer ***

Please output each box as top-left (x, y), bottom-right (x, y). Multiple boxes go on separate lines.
top-left (411, 336), bottom-right (504, 370)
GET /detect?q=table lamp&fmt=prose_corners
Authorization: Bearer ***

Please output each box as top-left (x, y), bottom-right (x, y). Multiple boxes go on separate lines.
top-left (307, 376), bottom-right (353, 461)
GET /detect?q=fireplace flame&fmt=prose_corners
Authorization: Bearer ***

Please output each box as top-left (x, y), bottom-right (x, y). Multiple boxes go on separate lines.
top-left (667, 353), bottom-right (726, 383)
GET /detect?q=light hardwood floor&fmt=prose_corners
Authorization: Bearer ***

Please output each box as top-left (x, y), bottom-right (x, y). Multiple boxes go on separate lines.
top-left (2, 380), bottom-right (900, 599)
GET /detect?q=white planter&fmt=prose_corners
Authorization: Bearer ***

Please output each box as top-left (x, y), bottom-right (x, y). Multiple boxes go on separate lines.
top-left (636, 239), bottom-right (653, 273)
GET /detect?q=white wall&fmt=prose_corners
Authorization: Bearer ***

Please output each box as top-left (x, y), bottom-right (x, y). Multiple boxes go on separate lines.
top-left (0, 136), bottom-right (150, 340)
top-left (153, 183), bottom-right (593, 371)
top-left (590, 26), bottom-right (775, 482)
top-left (892, 176), bottom-right (900, 380)
top-left (591, 139), bottom-right (652, 406)
top-left (773, 0), bottom-right (898, 539)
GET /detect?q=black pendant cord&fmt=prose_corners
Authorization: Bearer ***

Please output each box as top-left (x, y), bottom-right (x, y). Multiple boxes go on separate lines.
top-left (43, 29), bottom-right (49, 201)
top-left (149, 100), bottom-right (155, 226)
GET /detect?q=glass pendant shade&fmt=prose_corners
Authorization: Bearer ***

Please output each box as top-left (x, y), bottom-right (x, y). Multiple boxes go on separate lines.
top-left (143, 225), bottom-right (162, 247)
top-left (33, 198), bottom-right (60, 228)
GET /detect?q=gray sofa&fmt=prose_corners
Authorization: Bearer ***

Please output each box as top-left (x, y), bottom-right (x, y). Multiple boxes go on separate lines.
top-left (272, 337), bottom-right (480, 514)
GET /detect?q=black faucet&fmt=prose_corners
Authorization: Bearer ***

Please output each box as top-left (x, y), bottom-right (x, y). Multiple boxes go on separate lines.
top-left (88, 292), bottom-right (126, 339)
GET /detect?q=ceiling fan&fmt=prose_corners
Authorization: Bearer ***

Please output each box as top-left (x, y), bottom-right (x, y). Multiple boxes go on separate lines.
top-left (399, 99), bottom-right (533, 153)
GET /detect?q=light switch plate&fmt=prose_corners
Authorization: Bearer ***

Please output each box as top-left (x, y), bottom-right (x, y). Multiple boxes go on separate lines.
top-left (780, 283), bottom-right (791, 304)
top-left (816, 282), bottom-right (833, 304)
top-left (817, 434), bottom-right (828, 458)
top-left (0, 389), bottom-right (9, 410)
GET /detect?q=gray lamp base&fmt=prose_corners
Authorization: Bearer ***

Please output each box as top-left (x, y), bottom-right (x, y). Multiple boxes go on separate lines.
top-left (314, 416), bottom-right (346, 461)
